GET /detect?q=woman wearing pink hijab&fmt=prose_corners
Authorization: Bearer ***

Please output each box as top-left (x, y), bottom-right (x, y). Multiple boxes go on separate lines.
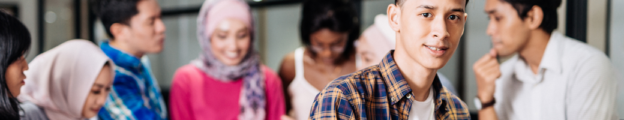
top-left (18, 40), bottom-right (114, 120)
top-left (169, 0), bottom-right (285, 119)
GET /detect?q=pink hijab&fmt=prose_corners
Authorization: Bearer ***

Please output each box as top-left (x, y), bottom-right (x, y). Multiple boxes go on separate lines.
top-left (356, 14), bottom-right (396, 69)
top-left (361, 14), bottom-right (395, 52)
top-left (18, 40), bottom-right (114, 119)
top-left (194, 0), bottom-right (266, 120)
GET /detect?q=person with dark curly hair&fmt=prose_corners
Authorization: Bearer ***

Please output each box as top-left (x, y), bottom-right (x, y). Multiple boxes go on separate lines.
top-left (277, 0), bottom-right (360, 119)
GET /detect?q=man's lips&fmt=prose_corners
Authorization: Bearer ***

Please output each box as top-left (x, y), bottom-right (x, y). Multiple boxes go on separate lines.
top-left (423, 44), bottom-right (448, 57)
top-left (423, 45), bottom-right (449, 51)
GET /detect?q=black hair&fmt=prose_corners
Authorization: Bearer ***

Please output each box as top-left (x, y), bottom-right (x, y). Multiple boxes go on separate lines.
top-left (0, 11), bottom-right (31, 119)
top-left (300, 0), bottom-right (359, 64)
top-left (395, 0), bottom-right (470, 7)
top-left (501, 0), bottom-right (561, 33)
top-left (90, 0), bottom-right (140, 39)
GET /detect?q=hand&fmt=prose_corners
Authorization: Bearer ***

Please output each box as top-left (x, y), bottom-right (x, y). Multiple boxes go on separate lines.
top-left (473, 49), bottom-right (501, 103)
top-left (281, 115), bottom-right (295, 120)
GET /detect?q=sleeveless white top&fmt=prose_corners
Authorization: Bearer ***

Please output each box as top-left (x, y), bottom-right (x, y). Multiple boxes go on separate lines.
top-left (288, 47), bottom-right (321, 120)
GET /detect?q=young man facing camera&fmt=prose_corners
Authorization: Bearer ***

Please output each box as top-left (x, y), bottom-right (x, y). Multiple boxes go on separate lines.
top-left (90, 0), bottom-right (168, 119)
top-left (308, 0), bottom-right (470, 119)
top-left (473, 0), bottom-right (618, 119)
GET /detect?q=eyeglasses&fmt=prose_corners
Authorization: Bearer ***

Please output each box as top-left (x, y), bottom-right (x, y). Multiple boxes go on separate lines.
top-left (310, 44), bottom-right (345, 54)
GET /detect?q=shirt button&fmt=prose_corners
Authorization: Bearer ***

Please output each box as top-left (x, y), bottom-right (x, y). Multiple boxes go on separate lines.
top-left (391, 97), bottom-right (396, 101)
top-left (407, 94), bottom-right (412, 99)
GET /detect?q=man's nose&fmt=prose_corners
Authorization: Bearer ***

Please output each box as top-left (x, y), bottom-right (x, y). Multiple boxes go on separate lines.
top-left (430, 17), bottom-right (450, 40)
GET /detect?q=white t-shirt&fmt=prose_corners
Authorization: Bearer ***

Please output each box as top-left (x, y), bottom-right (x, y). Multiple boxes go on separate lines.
top-left (408, 88), bottom-right (435, 120)
top-left (493, 32), bottom-right (618, 120)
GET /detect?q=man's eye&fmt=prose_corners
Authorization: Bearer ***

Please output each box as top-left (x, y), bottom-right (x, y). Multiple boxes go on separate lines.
top-left (92, 91), bottom-right (101, 94)
top-left (449, 15), bottom-right (458, 20)
top-left (421, 13), bottom-right (431, 17)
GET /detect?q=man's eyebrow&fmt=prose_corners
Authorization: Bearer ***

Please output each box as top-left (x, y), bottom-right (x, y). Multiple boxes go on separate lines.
top-left (417, 5), bottom-right (436, 9)
top-left (486, 9), bottom-right (496, 14)
top-left (451, 8), bottom-right (465, 13)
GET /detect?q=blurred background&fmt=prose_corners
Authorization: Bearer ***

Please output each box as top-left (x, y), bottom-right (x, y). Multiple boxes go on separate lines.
top-left (0, 0), bottom-right (621, 117)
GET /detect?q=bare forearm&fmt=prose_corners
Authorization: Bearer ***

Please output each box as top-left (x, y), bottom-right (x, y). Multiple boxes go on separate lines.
top-left (473, 49), bottom-right (502, 120)
top-left (478, 106), bottom-right (498, 120)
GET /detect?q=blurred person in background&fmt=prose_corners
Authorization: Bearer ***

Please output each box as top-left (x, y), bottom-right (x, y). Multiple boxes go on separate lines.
top-left (309, 0), bottom-right (470, 118)
top-left (90, 0), bottom-right (168, 119)
top-left (19, 40), bottom-right (114, 120)
top-left (473, 0), bottom-right (618, 119)
top-left (277, 0), bottom-right (359, 119)
top-left (356, 14), bottom-right (458, 95)
top-left (169, 0), bottom-right (285, 119)
top-left (0, 11), bottom-right (31, 119)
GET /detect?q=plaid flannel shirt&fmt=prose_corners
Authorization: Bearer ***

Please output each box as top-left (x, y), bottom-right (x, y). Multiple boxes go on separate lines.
top-left (309, 51), bottom-right (470, 120)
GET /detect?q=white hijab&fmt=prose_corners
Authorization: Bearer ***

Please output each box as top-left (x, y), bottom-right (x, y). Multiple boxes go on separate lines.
top-left (18, 40), bottom-right (114, 120)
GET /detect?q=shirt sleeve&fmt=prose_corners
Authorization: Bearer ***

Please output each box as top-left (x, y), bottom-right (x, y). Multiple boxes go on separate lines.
top-left (19, 102), bottom-right (49, 120)
top-left (263, 66), bottom-right (286, 120)
top-left (308, 87), bottom-right (354, 120)
top-left (567, 56), bottom-right (618, 120)
top-left (99, 74), bottom-right (161, 120)
top-left (169, 69), bottom-right (194, 120)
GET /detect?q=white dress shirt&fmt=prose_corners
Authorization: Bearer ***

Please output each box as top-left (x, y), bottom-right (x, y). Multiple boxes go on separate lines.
top-left (493, 32), bottom-right (619, 120)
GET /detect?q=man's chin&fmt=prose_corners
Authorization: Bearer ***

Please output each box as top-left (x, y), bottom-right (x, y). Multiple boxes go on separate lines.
top-left (147, 48), bottom-right (164, 54)
top-left (423, 64), bottom-right (445, 70)
top-left (497, 50), bottom-right (515, 57)
top-left (418, 59), bottom-right (448, 70)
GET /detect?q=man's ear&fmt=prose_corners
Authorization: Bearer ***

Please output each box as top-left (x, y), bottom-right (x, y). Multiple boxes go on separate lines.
top-left (387, 4), bottom-right (401, 33)
top-left (110, 23), bottom-right (128, 40)
top-left (525, 5), bottom-right (544, 30)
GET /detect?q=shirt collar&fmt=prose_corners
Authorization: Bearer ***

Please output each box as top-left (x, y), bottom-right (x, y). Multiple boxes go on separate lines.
top-left (511, 32), bottom-right (564, 83)
top-left (378, 51), bottom-right (448, 111)
top-left (538, 32), bottom-right (564, 74)
top-left (100, 41), bottom-right (144, 72)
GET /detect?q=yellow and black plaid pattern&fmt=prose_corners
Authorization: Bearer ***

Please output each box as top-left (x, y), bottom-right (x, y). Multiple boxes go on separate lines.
top-left (309, 51), bottom-right (470, 120)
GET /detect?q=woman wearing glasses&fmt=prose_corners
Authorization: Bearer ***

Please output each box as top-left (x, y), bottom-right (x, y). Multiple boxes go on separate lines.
top-left (278, 0), bottom-right (359, 119)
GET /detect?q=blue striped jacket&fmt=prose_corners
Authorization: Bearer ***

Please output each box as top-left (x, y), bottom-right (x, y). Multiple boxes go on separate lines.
top-left (98, 41), bottom-right (168, 120)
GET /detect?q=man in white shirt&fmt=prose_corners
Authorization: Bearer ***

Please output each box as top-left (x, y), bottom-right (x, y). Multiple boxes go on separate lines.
top-left (473, 0), bottom-right (618, 119)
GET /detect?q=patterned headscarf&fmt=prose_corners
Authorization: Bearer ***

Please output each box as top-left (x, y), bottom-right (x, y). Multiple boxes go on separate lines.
top-left (192, 0), bottom-right (266, 119)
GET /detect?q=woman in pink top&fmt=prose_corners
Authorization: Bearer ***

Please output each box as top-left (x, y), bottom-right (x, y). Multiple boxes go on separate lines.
top-left (169, 0), bottom-right (285, 119)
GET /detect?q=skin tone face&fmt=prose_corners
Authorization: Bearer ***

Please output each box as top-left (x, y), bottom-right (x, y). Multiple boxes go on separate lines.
top-left (485, 0), bottom-right (532, 57)
top-left (355, 37), bottom-right (386, 70)
top-left (81, 65), bottom-right (113, 118)
top-left (110, 0), bottom-right (166, 57)
top-left (209, 18), bottom-right (251, 66)
top-left (356, 37), bottom-right (376, 69)
top-left (5, 55), bottom-right (28, 97)
top-left (392, 0), bottom-right (467, 70)
top-left (309, 28), bottom-right (349, 65)
top-left (388, 0), bottom-right (466, 101)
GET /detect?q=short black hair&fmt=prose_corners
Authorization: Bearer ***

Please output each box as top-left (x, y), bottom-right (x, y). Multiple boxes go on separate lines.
top-left (395, 0), bottom-right (470, 7)
top-left (90, 0), bottom-right (140, 39)
top-left (0, 11), bottom-right (31, 119)
top-left (300, 0), bottom-right (359, 63)
top-left (502, 0), bottom-right (561, 33)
